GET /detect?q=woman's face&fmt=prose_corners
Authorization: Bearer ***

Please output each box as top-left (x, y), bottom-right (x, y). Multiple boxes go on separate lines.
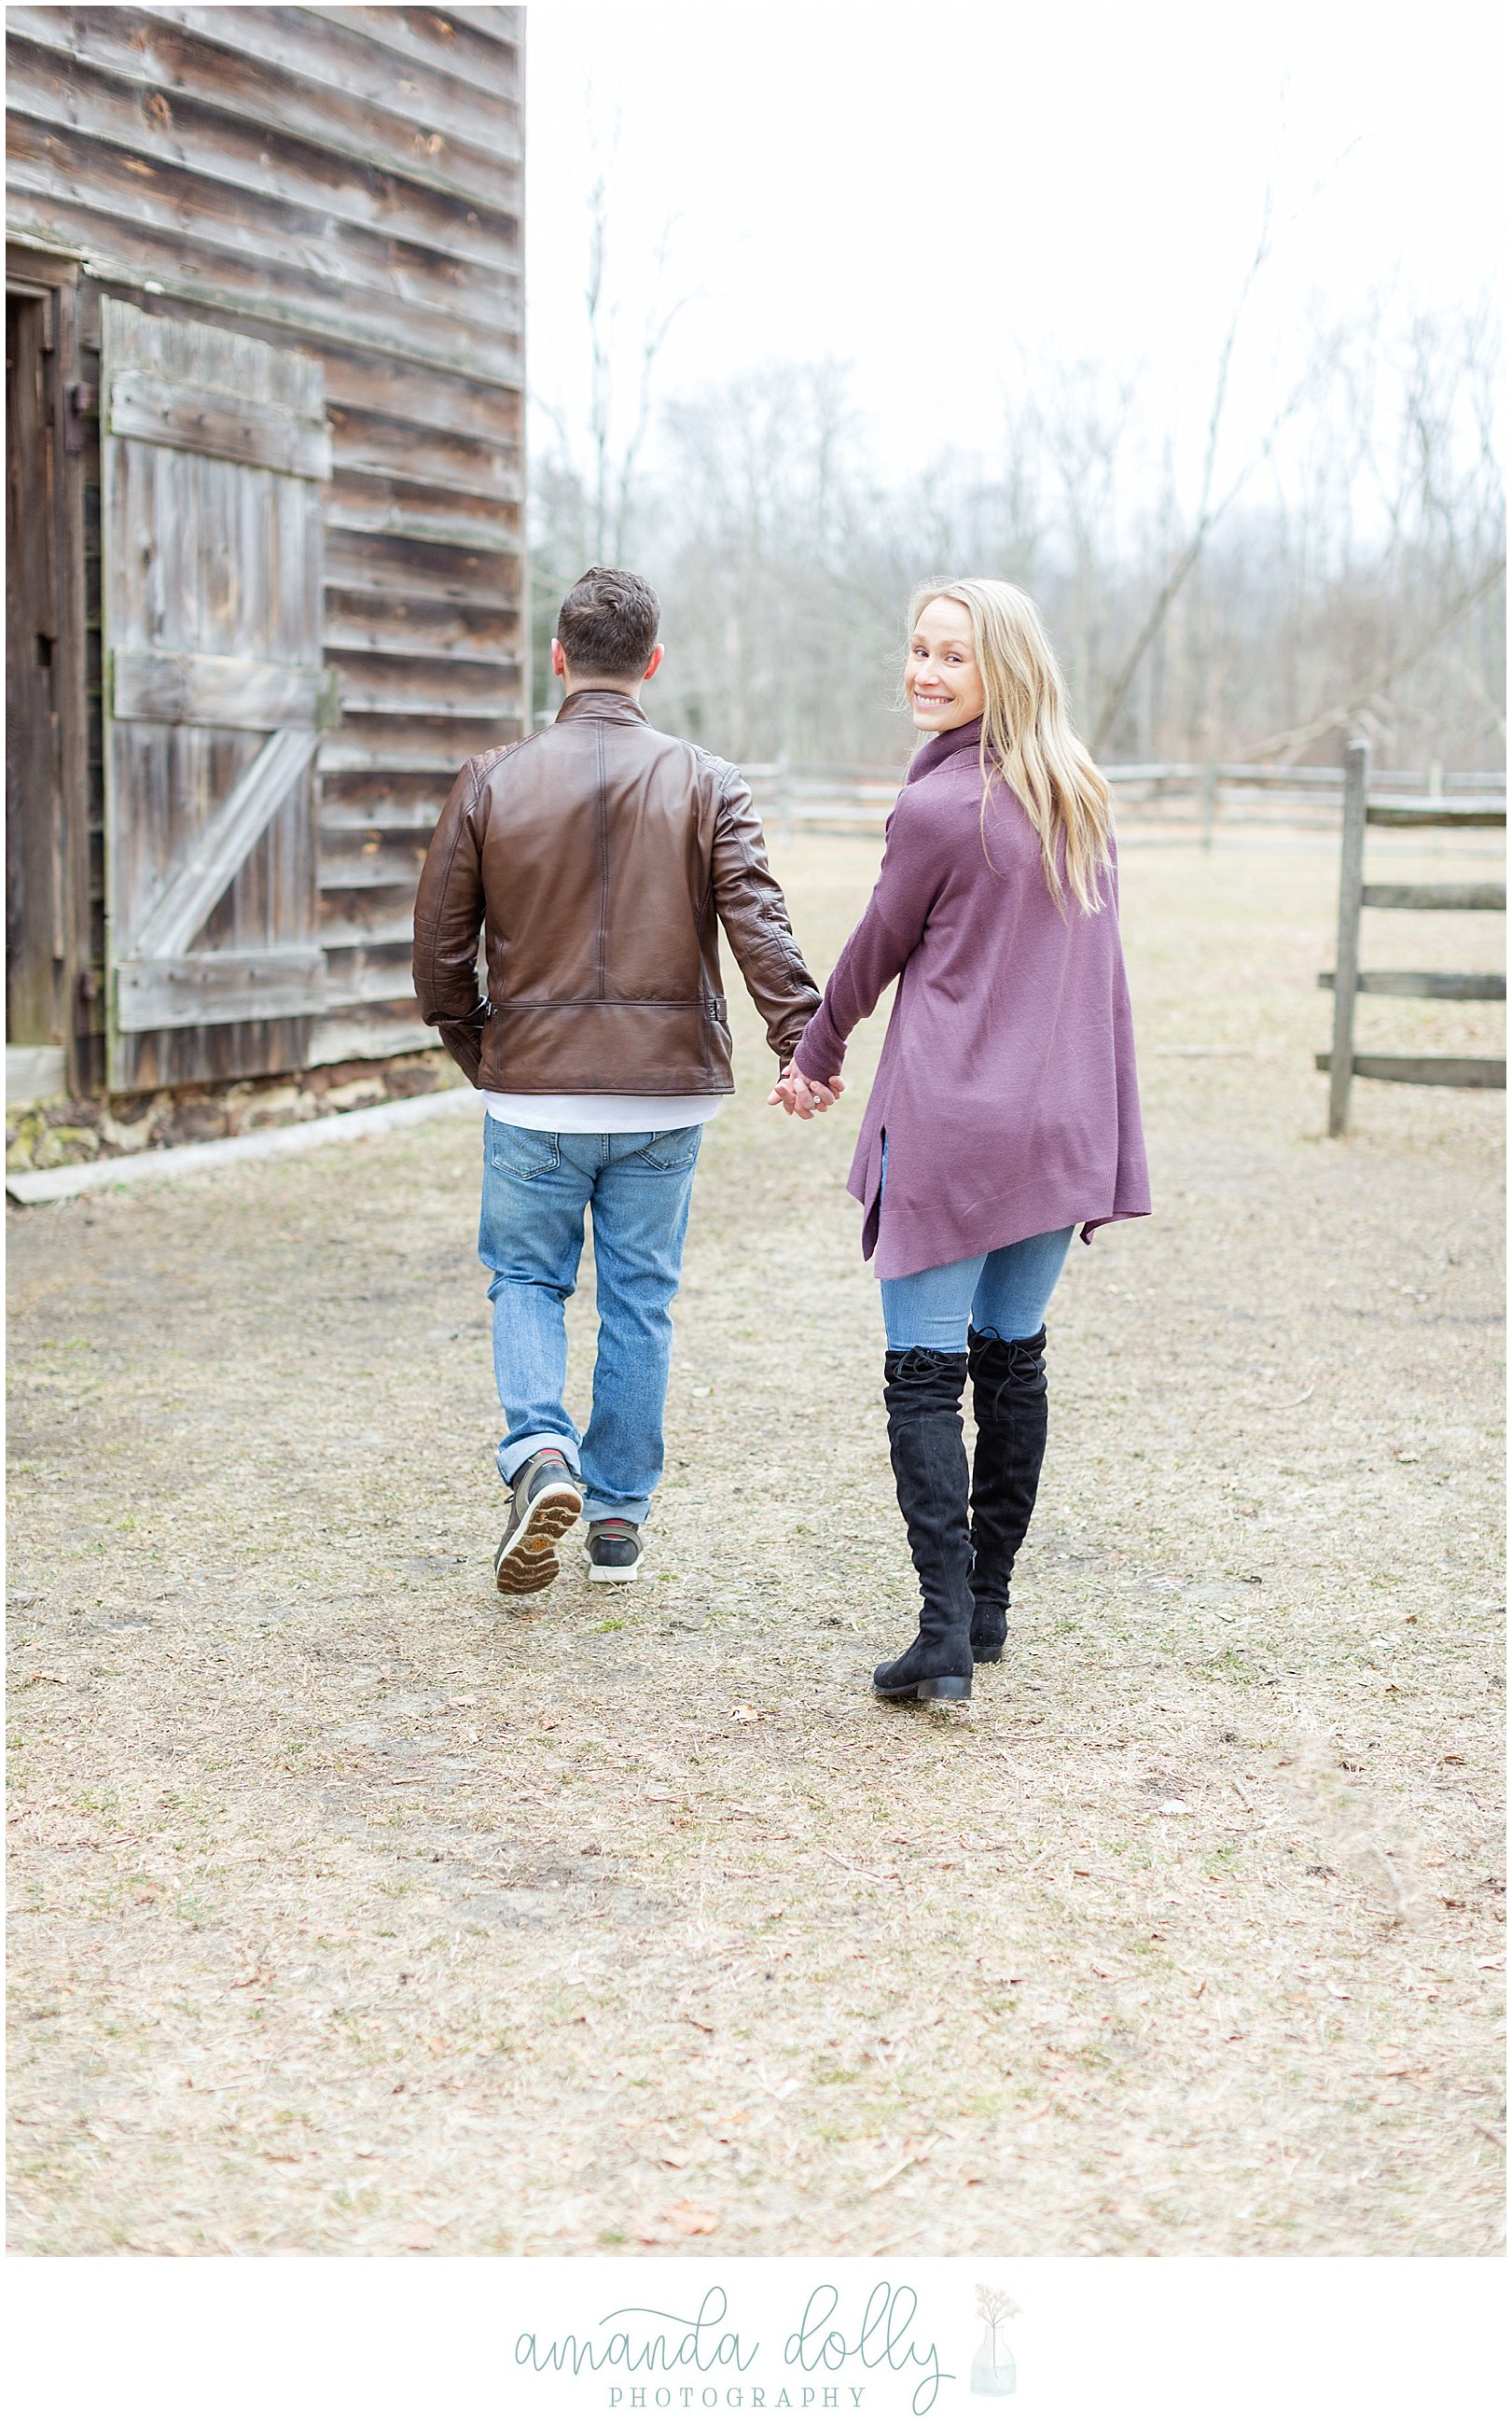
top-left (906, 597), bottom-right (986, 732)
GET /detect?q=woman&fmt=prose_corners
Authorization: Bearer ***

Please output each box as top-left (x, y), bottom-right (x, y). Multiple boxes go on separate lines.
top-left (771, 579), bottom-right (1149, 1704)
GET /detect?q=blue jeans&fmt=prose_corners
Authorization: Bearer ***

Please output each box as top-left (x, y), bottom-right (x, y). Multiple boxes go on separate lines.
top-left (880, 1227), bottom-right (1075, 1351)
top-left (479, 1122), bottom-right (703, 1524)
top-left (877, 1145), bottom-right (1074, 1350)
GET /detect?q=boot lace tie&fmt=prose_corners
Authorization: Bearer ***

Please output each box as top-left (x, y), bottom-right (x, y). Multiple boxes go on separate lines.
top-left (975, 1332), bottom-right (1047, 1425)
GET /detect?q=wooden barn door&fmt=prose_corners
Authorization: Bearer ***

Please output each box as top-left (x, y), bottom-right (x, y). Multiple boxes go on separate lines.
top-left (101, 299), bottom-right (336, 1090)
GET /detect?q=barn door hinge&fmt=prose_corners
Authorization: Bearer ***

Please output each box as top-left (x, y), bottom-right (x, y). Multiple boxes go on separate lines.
top-left (63, 381), bottom-right (98, 453)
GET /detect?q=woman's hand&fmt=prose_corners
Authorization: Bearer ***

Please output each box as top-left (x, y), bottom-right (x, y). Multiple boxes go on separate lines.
top-left (768, 1060), bottom-right (845, 1118)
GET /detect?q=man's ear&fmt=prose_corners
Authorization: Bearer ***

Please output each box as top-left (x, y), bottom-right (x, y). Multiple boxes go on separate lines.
top-left (550, 637), bottom-right (567, 680)
top-left (643, 643), bottom-right (665, 682)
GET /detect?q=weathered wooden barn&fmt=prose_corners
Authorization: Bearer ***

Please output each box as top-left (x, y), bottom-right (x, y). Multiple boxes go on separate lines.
top-left (6, 5), bottom-right (523, 1108)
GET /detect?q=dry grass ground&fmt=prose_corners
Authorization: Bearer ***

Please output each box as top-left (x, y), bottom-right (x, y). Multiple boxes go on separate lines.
top-left (7, 823), bottom-right (1505, 2258)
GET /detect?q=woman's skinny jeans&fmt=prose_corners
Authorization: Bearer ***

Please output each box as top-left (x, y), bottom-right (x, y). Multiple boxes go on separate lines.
top-left (877, 1150), bottom-right (1074, 1350)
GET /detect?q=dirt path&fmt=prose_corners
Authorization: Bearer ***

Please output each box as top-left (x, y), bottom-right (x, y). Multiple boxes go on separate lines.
top-left (7, 827), bottom-right (1505, 2257)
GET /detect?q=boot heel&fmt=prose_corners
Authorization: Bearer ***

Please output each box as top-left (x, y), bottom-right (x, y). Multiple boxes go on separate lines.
top-left (917, 1674), bottom-right (971, 1701)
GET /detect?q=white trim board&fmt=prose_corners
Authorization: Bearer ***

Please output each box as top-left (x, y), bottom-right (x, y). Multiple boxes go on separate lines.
top-left (7, 1046), bottom-right (68, 1107)
top-left (7, 1086), bottom-right (479, 1204)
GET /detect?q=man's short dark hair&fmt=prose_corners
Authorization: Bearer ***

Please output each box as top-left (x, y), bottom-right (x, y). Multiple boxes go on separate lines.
top-left (556, 566), bottom-right (660, 678)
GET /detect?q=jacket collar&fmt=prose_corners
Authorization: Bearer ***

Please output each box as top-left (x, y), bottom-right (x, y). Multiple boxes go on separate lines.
top-left (555, 688), bottom-right (649, 726)
top-left (906, 715), bottom-right (984, 783)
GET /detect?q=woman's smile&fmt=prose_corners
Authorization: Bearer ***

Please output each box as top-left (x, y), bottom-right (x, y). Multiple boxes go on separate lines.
top-left (905, 596), bottom-right (987, 729)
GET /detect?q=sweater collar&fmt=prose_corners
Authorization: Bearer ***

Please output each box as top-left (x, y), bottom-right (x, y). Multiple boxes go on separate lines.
top-left (906, 715), bottom-right (984, 783)
top-left (555, 688), bottom-right (648, 727)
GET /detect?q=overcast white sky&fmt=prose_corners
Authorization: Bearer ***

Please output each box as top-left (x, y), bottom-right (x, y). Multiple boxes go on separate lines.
top-left (523, 1), bottom-right (1504, 492)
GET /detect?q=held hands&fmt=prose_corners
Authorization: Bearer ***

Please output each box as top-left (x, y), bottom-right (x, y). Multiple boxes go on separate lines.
top-left (768, 1059), bottom-right (845, 1119)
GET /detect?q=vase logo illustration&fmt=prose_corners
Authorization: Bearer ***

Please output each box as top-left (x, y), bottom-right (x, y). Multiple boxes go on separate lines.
top-left (970, 2283), bottom-right (1020, 2397)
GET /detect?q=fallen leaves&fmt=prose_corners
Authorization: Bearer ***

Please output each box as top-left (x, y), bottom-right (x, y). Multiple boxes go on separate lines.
top-left (661, 2200), bottom-right (718, 2237)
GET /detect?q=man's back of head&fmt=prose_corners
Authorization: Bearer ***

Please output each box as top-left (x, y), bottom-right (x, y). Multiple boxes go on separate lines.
top-left (554, 566), bottom-right (662, 694)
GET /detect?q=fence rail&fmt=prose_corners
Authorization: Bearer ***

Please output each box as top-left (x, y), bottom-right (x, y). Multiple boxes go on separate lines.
top-left (745, 758), bottom-right (1506, 840)
top-left (1316, 739), bottom-right (1506, 1131)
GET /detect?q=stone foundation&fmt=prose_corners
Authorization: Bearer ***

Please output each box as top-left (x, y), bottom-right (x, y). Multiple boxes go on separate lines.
top-left (6, 1051), bottom-right (467, 1174)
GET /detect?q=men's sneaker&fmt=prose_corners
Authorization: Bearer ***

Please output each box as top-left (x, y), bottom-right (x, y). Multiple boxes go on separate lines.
top-left (586, 1518), bottom-right (643, 1584)
top-left (493, 1450), bottom-right (583, 1596)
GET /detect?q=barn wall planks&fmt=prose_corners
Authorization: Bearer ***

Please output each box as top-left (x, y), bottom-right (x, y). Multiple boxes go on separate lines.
top-left (6, 4), bottom-right (524, 1080)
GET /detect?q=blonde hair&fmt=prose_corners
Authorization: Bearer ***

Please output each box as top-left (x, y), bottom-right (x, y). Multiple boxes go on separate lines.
top-left (909, 578), bottom-right (1113, 913)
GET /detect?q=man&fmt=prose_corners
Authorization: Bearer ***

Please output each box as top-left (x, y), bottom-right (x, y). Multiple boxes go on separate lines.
top-left (412, 566), bottom-right (825, 1596)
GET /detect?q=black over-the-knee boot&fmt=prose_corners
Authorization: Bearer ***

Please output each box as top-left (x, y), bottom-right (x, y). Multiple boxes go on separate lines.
top-left (966, 1325), bottom-right (1048, 1662)
top-left (872, 1347), bottom-right (975, 1702)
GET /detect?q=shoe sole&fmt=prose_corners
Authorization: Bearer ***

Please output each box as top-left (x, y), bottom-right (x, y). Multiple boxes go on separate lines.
top-left (971, 1646), bottom-right (1004, 1665)
top-left (587, 1553), bottom-right (642, 1584)
top-left (873, 1674), bottom-right (972, 1702)
top-left (494, 1481), bottom-right (583, 1596)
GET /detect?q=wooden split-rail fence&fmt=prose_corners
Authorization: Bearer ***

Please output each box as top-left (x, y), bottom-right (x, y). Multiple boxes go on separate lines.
top-left (1317, 739), bottom-right (1506, 1133)
top-left (745, 758), bottom-right (1504, 842)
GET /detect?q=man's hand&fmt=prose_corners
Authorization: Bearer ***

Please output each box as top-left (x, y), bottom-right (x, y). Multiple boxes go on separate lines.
top-left (434, 998), bottom-right (492, 1087)
top-left (768, 1059), bottom-right (845, 1119)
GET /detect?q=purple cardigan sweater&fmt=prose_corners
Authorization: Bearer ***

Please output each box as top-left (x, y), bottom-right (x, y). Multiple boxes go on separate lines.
top-left (794, 718), bottom-right (1150, 1280)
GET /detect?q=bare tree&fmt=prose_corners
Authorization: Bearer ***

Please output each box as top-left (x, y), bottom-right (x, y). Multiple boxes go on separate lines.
top-left (528, 121), bottom-right (692, 715)
top-left (1090, 195), bottom-right (1289, 751)
top-left (530, 292), bottom-right (1505, 769)
top-left (582, 174), bottom-right (688, 564)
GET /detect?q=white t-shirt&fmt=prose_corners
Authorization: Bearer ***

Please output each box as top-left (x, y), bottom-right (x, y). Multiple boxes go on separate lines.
top-left (483, 1092), bottom-right (723, 1134)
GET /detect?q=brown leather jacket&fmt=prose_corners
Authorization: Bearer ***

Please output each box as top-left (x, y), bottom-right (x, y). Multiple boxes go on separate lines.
top-left (411, 690), bottom-right (821, 1094)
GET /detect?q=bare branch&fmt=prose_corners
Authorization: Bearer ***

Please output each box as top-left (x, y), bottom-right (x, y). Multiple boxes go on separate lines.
top-left (1090, 193), bottom-right (1276, 750)
top-left (1246, 557), bottom-right (1507, 760)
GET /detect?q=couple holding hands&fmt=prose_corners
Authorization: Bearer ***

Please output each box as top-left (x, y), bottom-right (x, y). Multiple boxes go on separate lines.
top-left (413, 566), bottom-right (1148, 1706)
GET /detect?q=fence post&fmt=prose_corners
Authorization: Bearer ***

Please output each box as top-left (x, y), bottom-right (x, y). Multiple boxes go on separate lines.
top-left (1200, 760), bottom-right (1217, 852)
top-left (1327, 738), bottom-right (1370, 1137)
top-left (774, 752), bottom-right (792, 846)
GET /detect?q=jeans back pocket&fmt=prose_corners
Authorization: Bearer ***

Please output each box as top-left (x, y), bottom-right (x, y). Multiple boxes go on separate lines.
top-left (633, 1125), bottom-right (702, 1171)
top-left (488, 1122), bottom-right (562, 1178)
